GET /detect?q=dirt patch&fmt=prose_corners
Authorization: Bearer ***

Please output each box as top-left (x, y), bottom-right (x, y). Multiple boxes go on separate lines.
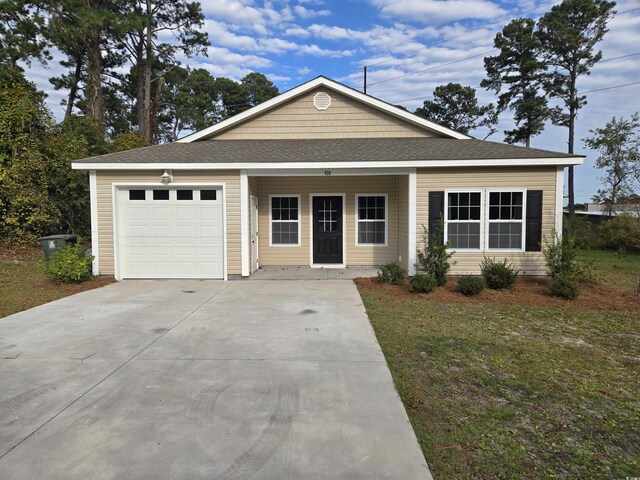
top-left (355, 276), bottom-right (639, 312)
top-left (32, 275), bottom-right (116, 293)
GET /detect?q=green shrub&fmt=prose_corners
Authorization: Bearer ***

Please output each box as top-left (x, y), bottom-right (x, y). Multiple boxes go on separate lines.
top-left (480, 257), bottom-right (519, 290)
top-left (543, 233), bottom-right (578, 279)
top-left (457, 275), bottom-right (486, 296)
top-left (563, 215), bottom-right (601, 249)
top-left (550, 274), bottom-right (580, 300)
top-left (599, 214), bottom-right (640, 252)
top-left (44, 244), bottom-right (93, 284)
top-left (415, 224), bottom-right (454, 286)
top-left (377, 262), bottom-right (406, 285)
top-left (410, 274), bottom-right (437, 293)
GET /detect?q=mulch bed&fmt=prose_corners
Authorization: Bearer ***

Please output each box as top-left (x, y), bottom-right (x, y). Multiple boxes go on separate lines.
top-left (355, 276), bottom-right (639, 312)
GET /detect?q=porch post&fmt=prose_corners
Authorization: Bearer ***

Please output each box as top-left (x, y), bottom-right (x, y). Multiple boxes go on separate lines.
top-left (240, 170), bottom-right (250, 277)
top-left (408, 169), bottom-right (417, 276)
top-left (89, 169), bottom-right (100, 276)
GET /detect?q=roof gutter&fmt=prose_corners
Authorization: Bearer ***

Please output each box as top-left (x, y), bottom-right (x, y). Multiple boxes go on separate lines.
top-left (72, 157), bottom-right (584, 170)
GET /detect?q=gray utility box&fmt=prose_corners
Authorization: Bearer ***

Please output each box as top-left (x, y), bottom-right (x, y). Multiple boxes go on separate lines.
top-left (38, 234), bottom-right (78, 259)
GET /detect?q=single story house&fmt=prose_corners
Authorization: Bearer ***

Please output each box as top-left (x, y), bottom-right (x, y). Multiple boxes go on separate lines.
top-left (72, 76), bottom-right (583, 280)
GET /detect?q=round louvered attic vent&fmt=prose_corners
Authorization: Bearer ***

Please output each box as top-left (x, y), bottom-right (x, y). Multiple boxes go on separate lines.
top-left (313, 92), bottom-right (331, 111)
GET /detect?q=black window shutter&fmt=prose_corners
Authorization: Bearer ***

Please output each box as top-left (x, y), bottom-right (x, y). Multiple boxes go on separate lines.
top-left (525, 190), bottom-right (543, 252)
top-left (428, 191), bottom-right (445, 245)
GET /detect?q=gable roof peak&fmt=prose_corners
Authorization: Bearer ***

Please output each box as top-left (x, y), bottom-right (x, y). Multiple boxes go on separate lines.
top-left (177, 75), bottom-right (470, 143)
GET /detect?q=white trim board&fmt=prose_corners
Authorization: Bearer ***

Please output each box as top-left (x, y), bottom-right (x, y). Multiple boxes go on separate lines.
top-left (176, 76), bottom-right (470, 142)
top-left (240, 171), bottom-right (249, 277)
top-left (73, 157), bottom-right (584, 170)
top-left (555, 166), bottom-right (564, 237)
top-left (89, 170), bottom-right (99, 275)
top-left (408, 170), bottom-right (417, 276)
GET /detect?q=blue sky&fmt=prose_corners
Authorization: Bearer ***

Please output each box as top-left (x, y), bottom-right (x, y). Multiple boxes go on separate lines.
top-left (28, 0), bottom-right (640, 204)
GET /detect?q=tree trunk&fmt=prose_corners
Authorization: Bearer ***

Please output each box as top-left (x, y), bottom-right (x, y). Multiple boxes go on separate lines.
top-left (64, 54), bottom-right (83, 119)
top-left (150, 76), bottom-right (164, 143)
top-left (567, 75), bottom-right (576, 216)
top-left (85, 30), bottom-right (103, 124)
top-left (142, 0), bottom-right (153, 144)
top-left (135, 38), bottom-right (145, 138)
top-left (525, 135), bottom-right (530, 148)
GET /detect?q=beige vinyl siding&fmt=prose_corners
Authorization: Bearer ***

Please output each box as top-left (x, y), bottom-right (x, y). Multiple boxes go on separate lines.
top-left (397, 176), bottom-right (409, 271)
top-left (96, 170), bottom-right (241, 276)
top-left (213, 88), bottom-right (434, 140)
top-left (416, 166), bottom-right (558, 275)
top-left (257, 176), bottom-right (400, 266)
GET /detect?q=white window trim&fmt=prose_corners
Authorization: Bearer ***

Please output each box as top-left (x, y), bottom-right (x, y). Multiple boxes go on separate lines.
top-left (485, 188), bottom-right (527, 253)
top-left (355, 193), bottom-right (388, 247)
top-left (444, 189), bottom-right (484, 253)
top-left (268, 194), bottom-right (302, 247)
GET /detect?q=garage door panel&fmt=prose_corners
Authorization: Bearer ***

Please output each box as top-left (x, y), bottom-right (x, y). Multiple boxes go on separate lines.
top-left (175, 225), bottom-right (197, 238)
top-left (152, 208), bottom-right (172, 221)
top-left (152, 225), bottom-right (173, 237)
top-left (199, 207), bottom-right (222, 222)
top-left (128, 207), bottom-right (150, 221)
top-left (118, 187), bottom-right (224, 279)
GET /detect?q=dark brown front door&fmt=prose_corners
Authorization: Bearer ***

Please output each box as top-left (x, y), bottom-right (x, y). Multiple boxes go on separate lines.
top-left (312, 196), bottom-right (343, 264)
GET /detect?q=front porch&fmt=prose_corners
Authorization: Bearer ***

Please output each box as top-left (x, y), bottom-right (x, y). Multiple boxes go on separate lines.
top-left (247, 265), bottom-right (379, 280)
top-left (239, 169), bottom-right (417, 278)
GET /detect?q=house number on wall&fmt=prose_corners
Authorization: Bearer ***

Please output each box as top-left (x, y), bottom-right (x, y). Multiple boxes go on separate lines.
top-left (324, 170), bottom-right (332, 176)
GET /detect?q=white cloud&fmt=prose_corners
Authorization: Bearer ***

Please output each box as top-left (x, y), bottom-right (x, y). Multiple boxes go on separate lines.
top-left (283, 25), bottom-right (311, 37)
top-left (369, 0), bottom-right (506, 24)
top-left (198, 0), bottom-right (293, 35)
top-left (297, 66), bottom-right (312, 76)
top-left (266, 74), bottom-right (292, 81)
top-left (293, 5), bottom-right (331, 19)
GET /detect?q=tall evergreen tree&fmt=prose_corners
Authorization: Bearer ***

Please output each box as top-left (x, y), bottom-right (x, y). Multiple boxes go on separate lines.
top-left (537, 0), bottom-right (616, 215)
top-left (118, 0), bottom-right (209, 144)
top-left (482, 18), bottom-right (549, 147)
top-left (0, 0), bottom-right (49, 69)
top-left (46, 0), bottom-right (124, 125)
top-left (414, 82), bottom-right (497, 137)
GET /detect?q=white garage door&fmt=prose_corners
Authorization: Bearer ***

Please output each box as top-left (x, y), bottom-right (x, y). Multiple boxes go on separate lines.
top-left (117, 187), bottom-right (224, 279)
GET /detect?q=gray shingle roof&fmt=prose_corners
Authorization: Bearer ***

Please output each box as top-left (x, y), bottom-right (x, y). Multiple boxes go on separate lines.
top-left (73, 138), bottom-right (582, 164)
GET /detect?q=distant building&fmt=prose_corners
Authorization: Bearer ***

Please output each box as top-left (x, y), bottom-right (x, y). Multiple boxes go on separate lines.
top-left (565, 203), bottom-right (640, 218)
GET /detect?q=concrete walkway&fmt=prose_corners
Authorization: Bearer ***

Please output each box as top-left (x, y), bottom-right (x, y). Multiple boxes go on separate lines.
top-left (248, 265), bottom-right (379, 280)
top-left (0, 280), bottom-right (431, 479)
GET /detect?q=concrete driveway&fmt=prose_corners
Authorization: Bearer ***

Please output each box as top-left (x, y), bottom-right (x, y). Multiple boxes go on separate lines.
top-left (0, 280), bottom-right (431, 479)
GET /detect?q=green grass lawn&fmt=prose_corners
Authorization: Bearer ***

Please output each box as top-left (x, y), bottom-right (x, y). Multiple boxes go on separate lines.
top-left (0, 250), bottom-right (114, 318)
top-left (358, 250), bottom-right (639, 479)
top-left (577, 249), bottom-right (640, 292)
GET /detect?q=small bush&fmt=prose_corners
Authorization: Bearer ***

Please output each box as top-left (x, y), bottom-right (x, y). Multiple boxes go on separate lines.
top-left (457, 275), bottom-right (485, 296)
top-left (480, 257), bottom-right (519, 290)
top-left (550, 275), bottom-right (580, 300)
top-left (44, 244), bottom-right (93, 284)
top-left (415, 224), bottom-right (454, 286)
top-left (543, 233), bottom-right (578, 279)
top-left (410, 274), bottom-right (437, 293)
top-left (377, 262), bottom-right (406, 285)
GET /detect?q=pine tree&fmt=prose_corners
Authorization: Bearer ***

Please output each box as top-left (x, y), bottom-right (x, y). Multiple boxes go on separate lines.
top-left (482, 18), bottom-right (549, 147)
top-left (537, 0), bottom-right (615, 215)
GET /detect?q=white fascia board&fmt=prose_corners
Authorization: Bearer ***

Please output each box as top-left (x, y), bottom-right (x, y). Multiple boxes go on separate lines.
top-left (555, 166), bottom-right (564, 237)
top-left (73, 157), bottom-right (584, 171)
top-left (175, 76), bottom-right (470, 142)
top-left (89, 170), bottom-right (99, 275)
top-left (240, 170), bottom-right (250, 277)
